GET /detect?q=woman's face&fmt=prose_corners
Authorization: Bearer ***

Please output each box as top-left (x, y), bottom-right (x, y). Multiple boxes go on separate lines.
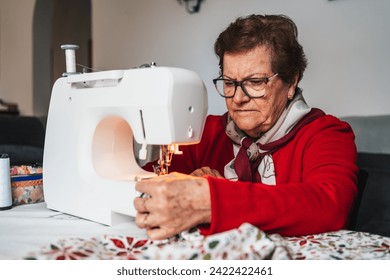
top-left (223, 45), bottom-right (297, 138)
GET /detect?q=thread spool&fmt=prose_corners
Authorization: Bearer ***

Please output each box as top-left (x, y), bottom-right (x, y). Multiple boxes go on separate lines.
top-left (0, 154), bottom-right (12, 210)
top-left (61, 44), bottom-right (79, 76)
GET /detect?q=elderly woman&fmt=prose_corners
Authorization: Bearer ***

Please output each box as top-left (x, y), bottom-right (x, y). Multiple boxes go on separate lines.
top-left (134, 14), bottom-right (358, 240)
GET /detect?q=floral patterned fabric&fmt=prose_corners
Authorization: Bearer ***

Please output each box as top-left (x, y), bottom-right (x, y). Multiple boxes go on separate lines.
top-left (11, 183), bottom-right (44, 205)
top-left (24, 223), bottom-right (390, 260)
top-left (10, 165), bottom-right (44, 206)
top-left (281, 230), bottom-right (390, 259)
top-left (10, 165), bottom-right (43, 176)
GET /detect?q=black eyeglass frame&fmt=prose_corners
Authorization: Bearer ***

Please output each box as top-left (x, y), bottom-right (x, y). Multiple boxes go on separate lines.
top-left (212, 73), bottom-right (279, 98)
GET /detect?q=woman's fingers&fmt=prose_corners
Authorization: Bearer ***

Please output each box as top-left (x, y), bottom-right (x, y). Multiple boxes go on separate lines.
top-left (133, 197), bottom-right (150, 213)
top-left (146, 227), bottom-right (173, 240)
top-left (190, 166), bottom-right (223, 178)
top-left (135, 211), bottom-right (149, 228)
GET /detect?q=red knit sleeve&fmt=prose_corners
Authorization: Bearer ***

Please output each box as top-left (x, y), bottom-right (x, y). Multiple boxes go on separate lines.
top-left (199, 116), bottom-right (358, 237)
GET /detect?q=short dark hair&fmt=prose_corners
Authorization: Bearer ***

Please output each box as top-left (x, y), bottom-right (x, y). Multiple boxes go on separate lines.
top-left (214, 14), bottom-right (307, 87)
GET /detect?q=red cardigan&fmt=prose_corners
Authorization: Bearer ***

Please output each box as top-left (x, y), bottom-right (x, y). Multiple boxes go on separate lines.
top-left (149, 114), bottom-right (358, 237)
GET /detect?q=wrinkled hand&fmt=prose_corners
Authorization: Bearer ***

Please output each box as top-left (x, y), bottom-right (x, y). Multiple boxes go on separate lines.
top-left (190, 166), bottom-right (223, 178)
top-left (133, 172), bottom-right (211, 240)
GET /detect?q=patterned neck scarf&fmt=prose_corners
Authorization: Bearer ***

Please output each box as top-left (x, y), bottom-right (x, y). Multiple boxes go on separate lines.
top-left (224, 93), bottom-right (324, 184)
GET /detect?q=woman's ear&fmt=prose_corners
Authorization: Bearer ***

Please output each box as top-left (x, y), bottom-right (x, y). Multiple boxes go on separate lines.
top-left (287, 74), bottom-right (299, 100)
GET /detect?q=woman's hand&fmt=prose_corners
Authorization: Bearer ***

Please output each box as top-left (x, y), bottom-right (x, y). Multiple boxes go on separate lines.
top-left (190, 166), bottom-right (224, 178)
top-left (133, 172), bottom-right (211, 240)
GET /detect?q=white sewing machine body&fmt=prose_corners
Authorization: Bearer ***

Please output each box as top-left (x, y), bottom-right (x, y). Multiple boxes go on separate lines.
top-left (43, 67), bottom-right (208, 225)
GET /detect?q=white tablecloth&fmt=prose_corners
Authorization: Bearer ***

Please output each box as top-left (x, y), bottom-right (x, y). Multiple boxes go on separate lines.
top-left (0, 202), bottom-right (146, 260)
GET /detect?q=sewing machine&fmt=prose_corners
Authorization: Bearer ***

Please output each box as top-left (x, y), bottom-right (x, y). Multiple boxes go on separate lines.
top-left (43, 66), bottom-right (208, 225)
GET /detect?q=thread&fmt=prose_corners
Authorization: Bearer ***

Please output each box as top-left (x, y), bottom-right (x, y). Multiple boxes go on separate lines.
top-left (61, 44), bottom-right (79, 75)
top-left (0, 154), bottom-right (12, 210)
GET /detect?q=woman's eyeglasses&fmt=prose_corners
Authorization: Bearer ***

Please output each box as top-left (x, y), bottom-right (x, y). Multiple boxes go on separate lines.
top-left (212, 73), bottom-right (279, 98)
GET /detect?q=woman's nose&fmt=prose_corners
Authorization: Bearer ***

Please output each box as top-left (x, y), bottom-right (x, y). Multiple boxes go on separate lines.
top-left (232, 85), bottom-right (250, 104)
